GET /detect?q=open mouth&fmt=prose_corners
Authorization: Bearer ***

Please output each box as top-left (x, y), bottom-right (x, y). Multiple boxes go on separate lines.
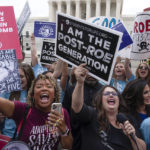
top-left (40, 94), bottom-right (49, 103)
top-left (107, 99), bottom-right (115, 105)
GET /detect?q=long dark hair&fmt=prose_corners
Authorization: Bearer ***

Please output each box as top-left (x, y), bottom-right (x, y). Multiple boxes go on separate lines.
top-left (9, 63), bottom-right (35, 101)
top-left (122, 79), bottom-right (147, 115)
top-left (94, 85), bottom-right (127, 131)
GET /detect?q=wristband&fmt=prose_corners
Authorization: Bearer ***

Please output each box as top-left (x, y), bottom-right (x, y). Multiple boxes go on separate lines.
top-left (61, 127), bottom-right (70, 136)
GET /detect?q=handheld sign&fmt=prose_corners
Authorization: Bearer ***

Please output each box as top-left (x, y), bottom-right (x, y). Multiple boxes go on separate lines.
top-left (34, 21), bottom-right (56, 39)
top-left (111, 22), bottom-right (133, 50)
top-left (131, 11), bottom-right (150, 60)
top-left (40, 41), bottom-right (58, 65)
top-left (0, 6), bottom-right (22, 59)
top-left (0, 49), bottom-right (22, 94)
top-left (87, 16), bottom-right (121, 28)
top-left (55, 12), bottom-right (122, 84)
top-left (17, 1), bottom-right (31, 37)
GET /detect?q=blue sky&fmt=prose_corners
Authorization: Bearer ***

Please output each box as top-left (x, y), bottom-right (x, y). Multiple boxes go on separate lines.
top-left (0, 0), bottom-right (149, 18)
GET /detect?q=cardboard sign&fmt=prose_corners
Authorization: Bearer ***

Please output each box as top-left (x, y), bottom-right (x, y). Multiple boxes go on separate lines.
top-left (34, 21), bottom-right (56, 38)
top-left (55, 13), bottom-right (122, 84)
top-left (131, 11), bottom-right (150, 60)
top-left (0, 6), bottom-right (22, 59)
top-left (17, 1), bottom-right (31, 37)
top-left (40, 41), bottom-right (58, 64)
top-left (87, 16), bottom-right (121, 28)
top-left (0, 49), bottom-right (22, 94)
top-left (111, 22), bottom-right (133, 50)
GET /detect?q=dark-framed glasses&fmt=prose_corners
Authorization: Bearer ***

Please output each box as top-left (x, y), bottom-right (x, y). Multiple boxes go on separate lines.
top-left (103, 91), bottom-right (118, 97)
top-left (138, 66), bottom-right (148, 70)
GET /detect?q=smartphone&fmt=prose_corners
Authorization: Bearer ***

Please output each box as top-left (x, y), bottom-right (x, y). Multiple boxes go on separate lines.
top-left (51, 103), bottom-right (62, 114)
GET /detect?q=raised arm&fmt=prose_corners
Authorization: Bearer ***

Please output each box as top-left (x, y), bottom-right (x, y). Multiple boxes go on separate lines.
top-left (124, 58), bottom-right (132, 79)
top-left (52, 59), bottom-right (63, 79)
top-left (72, 64), bottom-right (88, 113)
top-left (31, 33), bottom-right (38, 67)
top-left (60, 61), bottom-right (68, 91)
top-left (0, 97), bottom-right (14, 117)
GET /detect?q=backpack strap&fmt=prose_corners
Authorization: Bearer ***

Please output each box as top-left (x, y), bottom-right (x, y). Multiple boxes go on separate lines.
top-left (13, 105), bottom-right (31, 140)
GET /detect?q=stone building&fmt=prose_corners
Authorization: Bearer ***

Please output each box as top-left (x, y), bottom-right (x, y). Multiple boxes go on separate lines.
top-left (48, 0), bottom-right (123, 21)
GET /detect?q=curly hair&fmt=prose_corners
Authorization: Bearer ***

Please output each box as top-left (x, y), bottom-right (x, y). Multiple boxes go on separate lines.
top-left (27, 74), bottom-right (60, 107)
top-left (94, 85), bottom-right (128, 131)
top-left (135, 62), bottom-right (150, 86)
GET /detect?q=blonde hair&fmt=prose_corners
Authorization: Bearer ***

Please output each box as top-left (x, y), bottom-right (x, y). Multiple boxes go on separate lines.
top-left (27, 74), bottom-right (60, 107)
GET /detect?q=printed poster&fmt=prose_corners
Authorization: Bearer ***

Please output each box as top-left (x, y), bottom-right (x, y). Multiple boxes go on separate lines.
top-left (0, 6), bottom-right (22, 59)
top-left (131, 11), bottom-right (150, 60)
top-left (40, 41), bottom-right (58, 64)
top-left (55, 12), bottom-right (122, 84)
top-left (0, 49), bottom-right (22, 94)
top-left (34, 21), bottom-right (56, 39)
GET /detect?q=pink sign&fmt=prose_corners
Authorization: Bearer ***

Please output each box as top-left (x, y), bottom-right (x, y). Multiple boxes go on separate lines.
top-left (0, 6), bottom-right (22, 59)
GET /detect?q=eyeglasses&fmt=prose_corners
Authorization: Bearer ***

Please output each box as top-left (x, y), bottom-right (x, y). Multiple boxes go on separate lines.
top-left (103, 91), bottom-right (118, 97)
top-left (138, 66), bottom-right (148, 70)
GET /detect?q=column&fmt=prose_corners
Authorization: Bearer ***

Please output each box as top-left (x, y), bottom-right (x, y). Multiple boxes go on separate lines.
top-left (66, 0), bottom-right (71, 15)
top-left (86, 0), bottom-right (91, 20)
top-left (75, 0), bottom-right (81, 18)
top-left (116, 0), bottom-right (121, 18)
top-left (106, 0), bottom-right (110, 16)
top-left (57, 0), bottom-right (62, 12)
top-left (48, 0), bottom-right (55, 22)
top-left (96, 0), bottom-right (101, 16)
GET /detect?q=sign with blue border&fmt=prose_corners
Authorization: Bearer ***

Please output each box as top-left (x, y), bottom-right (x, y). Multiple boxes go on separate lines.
top-left (34, 21), bottom-right (56, 39)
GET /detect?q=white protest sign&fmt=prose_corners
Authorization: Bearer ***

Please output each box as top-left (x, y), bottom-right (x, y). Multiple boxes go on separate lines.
top-left (87, 16), bottom-right (121, 28)
top-left (55, 12), bottom-right (122, 84)
top-left (131, 11), bottom-right (150, 60)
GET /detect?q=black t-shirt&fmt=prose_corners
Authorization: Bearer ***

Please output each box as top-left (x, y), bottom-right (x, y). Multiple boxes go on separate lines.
top-left (63, 81), bottom-right (103, 150)
top-left (71, 104), bottom-right (143, 150)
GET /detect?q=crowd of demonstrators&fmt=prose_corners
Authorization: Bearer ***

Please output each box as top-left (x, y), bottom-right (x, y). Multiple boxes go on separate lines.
top-left (135, 62), bottom-right (150, 86)
top-left (71, 64), bottom-right (146, 150)
top-left (110, 56), bottom-right (136, 93)
top-left (1, 31), bottom-right (150, 150)
top-left (0, 63), bottom-right (35, 138)
top-left (0, 74), bottom-right (72, 149)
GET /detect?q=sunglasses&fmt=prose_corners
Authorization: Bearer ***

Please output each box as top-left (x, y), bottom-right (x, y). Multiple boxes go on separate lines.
top-left (138, 66), bottom-right (148, 70)
top-left (103, 91), bottom-right (118, 97)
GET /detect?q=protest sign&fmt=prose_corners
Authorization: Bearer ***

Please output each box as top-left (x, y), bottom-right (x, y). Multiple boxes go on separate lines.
top-left (131, 11), bottom-right (150, 60)
top-left (0, 7), bottom-right (22, 59)
top-left (55, 13), bottom-right (122, 84)
top-left (0, 49), bottom-right (22, 94)
top-left (111, 22), bottom-right (133, 50)
top-left (87, 16), bottom-right (121, 28)
top-left (34, 21), bottom-right (56, 39)
top-left (17, 1), bottom-right (31, 37)
top-left (40, 41), bottom-right (58, 64)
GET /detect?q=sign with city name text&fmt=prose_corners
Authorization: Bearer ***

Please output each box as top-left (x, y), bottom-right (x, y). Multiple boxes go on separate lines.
top-left (0, 7), bottom-right (22, 59)
top-left (55, 12), bottom-right (122, 84)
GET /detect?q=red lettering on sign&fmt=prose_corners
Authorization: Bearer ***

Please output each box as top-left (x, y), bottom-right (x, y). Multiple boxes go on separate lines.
top-left (146, 19), bottom-right (150, 32)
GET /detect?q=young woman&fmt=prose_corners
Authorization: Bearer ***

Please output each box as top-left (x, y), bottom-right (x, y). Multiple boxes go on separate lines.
top-left (0, 63), bottom-right (35, 137)
top-left (0, 74), bottom-right (72, 149)
top-left (110, 57), bottom-right (135, 93)
top-left (122, 79), bottom-right (150, 128)
top-left (135, 62), bottom-right (150, 86)
top-left (71, 64), bottom-right (146, 150)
